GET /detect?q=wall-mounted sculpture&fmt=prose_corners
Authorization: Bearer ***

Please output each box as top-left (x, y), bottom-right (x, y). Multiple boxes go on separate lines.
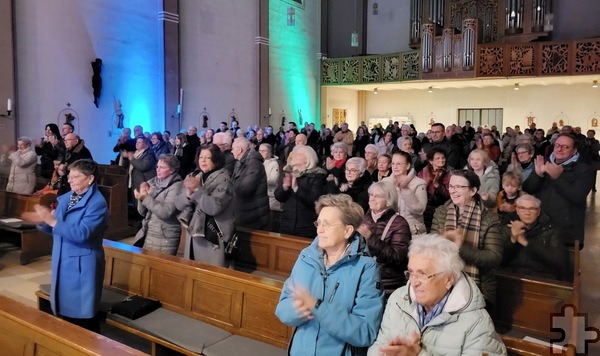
top-left (91, 58), bottom-right (103, 108)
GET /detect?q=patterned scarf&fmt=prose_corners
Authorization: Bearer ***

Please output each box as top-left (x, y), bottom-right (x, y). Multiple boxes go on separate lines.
top-left (67, 188), bottom-right (90, 210)
top-left (443, 198), bottom-right (483, 285)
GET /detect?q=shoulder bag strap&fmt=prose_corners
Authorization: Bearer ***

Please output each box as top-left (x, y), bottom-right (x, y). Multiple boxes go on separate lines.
top-left (380, 213), bottom-right (398, 241)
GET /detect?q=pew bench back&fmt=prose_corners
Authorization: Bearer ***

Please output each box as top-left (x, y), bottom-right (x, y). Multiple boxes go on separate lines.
top-left (103, 239), bottom-right (293, 349)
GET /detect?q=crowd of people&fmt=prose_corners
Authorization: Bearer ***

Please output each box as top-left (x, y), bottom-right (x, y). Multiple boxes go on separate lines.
top-left (8, 116), bottom-right (596, 353)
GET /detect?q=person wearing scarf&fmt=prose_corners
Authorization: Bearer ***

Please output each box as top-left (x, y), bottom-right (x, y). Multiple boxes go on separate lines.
top-left (133, 154), bottom-right (183, 255)
top-left (418, 147), bottom-right (451, 232)
top-left (523, 133), bottom-right (594, 248)
top-left (431, 169), bottom-right (503, 314)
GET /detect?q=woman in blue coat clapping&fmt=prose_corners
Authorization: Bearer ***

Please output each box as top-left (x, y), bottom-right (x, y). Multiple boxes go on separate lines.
top-left (29, 159), bottom-right (108, 333)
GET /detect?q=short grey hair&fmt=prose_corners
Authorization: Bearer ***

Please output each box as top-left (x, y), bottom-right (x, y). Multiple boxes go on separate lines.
top-left (346, 157), bottom-right (366, 173)
top-left (17, 136), bottom-right (32, 147)
top-left (213, 132), bottom-right (232, 147)
top-left (515, 142), bottom-right (534, 155)
top-left (408, 234), bottom-right (465, 281)
top-left (368, 181), bottom-right (398, 211)
top-left (158, 153), bottom-right (180, 174)
top-left (515, 194), bottom-right (541, 209)
top-left (397, 136), bottom-right (413, 149)
top-left (259, 143), bottom-right (273, 157)
top-left (364, 144), bottom-right (377, 154)
top-left (331, 142), bottom-right (348, 155)
top-left (291, 145), bottom-right (319, 170)
top-left (233, 137), bottom-right (251, 152)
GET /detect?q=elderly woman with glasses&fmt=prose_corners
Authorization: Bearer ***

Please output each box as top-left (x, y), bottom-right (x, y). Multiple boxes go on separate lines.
top-left (430, 169), bottom-right (503, 313)
top-left (26, 160), bottom-right (108, 333)
top-left (357, 181), bottom-right (412, 298)
top-left (326, 157), bottom-right (372, 212)
top-left (276, 194), bottom-right (384, 355)
top-left (501, 194), bottom-right (567, 280)
top-left (368, 234), bottom-right (506, 356)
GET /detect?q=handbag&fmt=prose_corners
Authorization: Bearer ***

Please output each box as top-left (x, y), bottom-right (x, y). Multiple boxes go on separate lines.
top-left (109, 295), bottom-right (161, 320)
top-left (206, 217), bottom-right (239, 260)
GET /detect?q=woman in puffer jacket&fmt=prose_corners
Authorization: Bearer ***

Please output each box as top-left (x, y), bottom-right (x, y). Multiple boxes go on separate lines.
top-left (369, 235), bottom-right (506, 356)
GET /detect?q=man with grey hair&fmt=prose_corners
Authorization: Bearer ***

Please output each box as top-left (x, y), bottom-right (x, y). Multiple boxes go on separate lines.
top-left (58, 133), bottom-right (93, 194)
top-left (334, 122), bottom-right (354, 157)
top-left (230, 137), bottom-right (269, 229)
top-left (500, 194), bottom-right (567, 280)
top-left (213, 132), bottom-right (235, 176)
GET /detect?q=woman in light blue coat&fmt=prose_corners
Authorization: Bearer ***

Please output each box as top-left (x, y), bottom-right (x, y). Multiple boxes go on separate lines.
top-left (276, 194), bottom-right (384, 355)
top-left (30, 159), bottom-right (108, 333)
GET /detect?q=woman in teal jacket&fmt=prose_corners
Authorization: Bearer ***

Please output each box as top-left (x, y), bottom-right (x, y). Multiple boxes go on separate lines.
top-left (30, 159), bottom-right (108, 333)
top-left (275, 194), bottom-right (384, 355)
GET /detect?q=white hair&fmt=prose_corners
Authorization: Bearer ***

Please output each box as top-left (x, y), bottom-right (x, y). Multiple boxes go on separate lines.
top-left (346, 157), bottom-right (366, 173)
top-left (408, 234), bottom-right (465, 280)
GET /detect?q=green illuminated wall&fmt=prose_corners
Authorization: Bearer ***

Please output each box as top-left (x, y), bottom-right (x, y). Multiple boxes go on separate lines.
top-left (269, 0), bottom-right (321, 128)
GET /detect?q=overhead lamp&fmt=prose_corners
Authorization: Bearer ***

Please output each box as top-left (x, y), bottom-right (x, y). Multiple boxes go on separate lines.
top-left (514, 83), bottom-right (520, 91)
top-left (428, 86), bottom-right (433, 93)
top-left (593, 80), bottom-right (598, 88)
top-left (374, 88), bottom-right (378, 95)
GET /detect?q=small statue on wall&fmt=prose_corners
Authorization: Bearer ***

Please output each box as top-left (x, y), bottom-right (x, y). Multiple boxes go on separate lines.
top-left (113, 97), bottom-right (124, 129)
top-left (91, 58), bottom-right (103, 108)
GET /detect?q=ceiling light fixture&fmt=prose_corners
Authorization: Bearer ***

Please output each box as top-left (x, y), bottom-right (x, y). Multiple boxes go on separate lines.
top-left (514, 83), bottom-right (520, 91)
top-left (374, 88), bottom-right (378, 95)
top-left (428, 86), bottom-right (433, 93)
top-left (593, 80), bottom-right (598, 88)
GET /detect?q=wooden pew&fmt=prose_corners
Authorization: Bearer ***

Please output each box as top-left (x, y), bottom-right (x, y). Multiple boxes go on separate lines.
top-left (495, 242), bottom-right (581, 355)
top-left (236, 228), bottom-right (582, 355)
top-left (0, 190), bottom-right (56, 264)
top-left (0, 294), bottom-right (146, 356)
top-left (235, 227), bottom-right (310, 277)
top-left (97, 164), bottom-right (137, 240)
top-left (102, 239), bottom-right (292, 350)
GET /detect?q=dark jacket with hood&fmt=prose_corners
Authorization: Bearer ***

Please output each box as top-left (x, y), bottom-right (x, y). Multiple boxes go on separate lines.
top-left (231, 148), bottom-right (269, 229)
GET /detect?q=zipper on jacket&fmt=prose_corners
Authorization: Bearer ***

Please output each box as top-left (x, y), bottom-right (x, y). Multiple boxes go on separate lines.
top-left (328, 282), bottom-right (340, 303)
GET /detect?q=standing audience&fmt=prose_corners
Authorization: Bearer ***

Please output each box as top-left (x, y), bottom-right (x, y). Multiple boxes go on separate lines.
top-left (7, 137), bottom-right (38, 195)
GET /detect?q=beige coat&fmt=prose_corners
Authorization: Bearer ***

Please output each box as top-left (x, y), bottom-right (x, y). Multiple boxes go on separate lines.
top-left (6, 147), bottom-right (37, 194)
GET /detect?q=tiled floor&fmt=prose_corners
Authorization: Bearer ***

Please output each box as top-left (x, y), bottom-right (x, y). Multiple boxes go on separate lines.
top-left (1, 198), bottom-right (599, 353)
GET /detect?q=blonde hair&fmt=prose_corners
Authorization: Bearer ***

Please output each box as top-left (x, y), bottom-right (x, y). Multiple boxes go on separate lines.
top-left (468, 149), bottom-right (491, 166)
top-left (315, 194), bottom-right (364, 228)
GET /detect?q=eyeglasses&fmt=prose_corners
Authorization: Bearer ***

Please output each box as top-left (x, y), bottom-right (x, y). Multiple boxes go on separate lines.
top-left (64, 138), bottom-right (77, 142)
top-left (404, 270), bottom-right (443, 282)
top-left (198, 155), bottom-right (212, 160)
top-left (67, 174), bottom-right (87, 181)
top-left (448, 184), bottom-right (469, 190)
top-left (554, 143), bottom-right (572, 150)
top-left (313, 220), bottom-right (344, 230)
top-left (517, 205), bottom-right (539, 212)
top-left (345, 168), bottom-right (360, 174)
top-left (368, 193), bottom-right (385, 199)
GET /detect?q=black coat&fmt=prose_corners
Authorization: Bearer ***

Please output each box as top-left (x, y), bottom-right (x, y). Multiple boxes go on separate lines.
top-left (274, 169), bottom-right (327, 238)
top-left (326, 172), bottom-right (372, 213)
top-left (522, 157), bottom-right (593, 247)
top-left (231, 149), bottom-right (270, 229)
top-left (501, 212), bottom-right (568, 280)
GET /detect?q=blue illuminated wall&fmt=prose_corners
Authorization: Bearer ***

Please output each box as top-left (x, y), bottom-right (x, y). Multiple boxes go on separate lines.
top-left (15, 0), bottom-right (163, 164)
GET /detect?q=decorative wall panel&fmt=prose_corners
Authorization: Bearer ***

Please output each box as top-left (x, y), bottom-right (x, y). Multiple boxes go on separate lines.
top-left (362, 56), bottom-right (381, 83)
top-left (402, 51), bottom-right (421, 80)
top-left (509, 45), bottom-right (535, 75)
top-left (574, 41), bottom-right (600, 73)
top-left (321, 60), bottom-right (340, 85)
top-left (341, 58), bottom-right (360, 84)
top-left (478, 45), bottom-right (504, 76)
top-left (382, 54), bottom-right (402, 82)
top-left (540, 43), bottom-right (569, 75)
